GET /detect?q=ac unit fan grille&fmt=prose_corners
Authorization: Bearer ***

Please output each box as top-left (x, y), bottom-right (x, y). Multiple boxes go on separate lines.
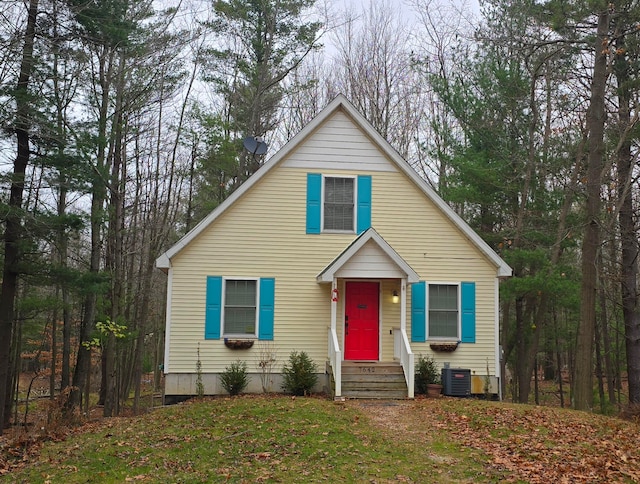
top-left (441, 368), bottom-right (471, 397)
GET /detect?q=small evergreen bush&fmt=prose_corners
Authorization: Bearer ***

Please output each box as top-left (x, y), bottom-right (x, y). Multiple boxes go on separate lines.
top-left (220, 360), bottom-right (249, 395)
top-left (415, 355), bottom-right (440, 394)
top-left (282, 351), bottom-right (318, 396)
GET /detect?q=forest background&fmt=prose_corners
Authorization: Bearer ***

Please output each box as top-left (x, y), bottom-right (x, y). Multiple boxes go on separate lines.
top-left (1, 0), bottom-right (639, 435)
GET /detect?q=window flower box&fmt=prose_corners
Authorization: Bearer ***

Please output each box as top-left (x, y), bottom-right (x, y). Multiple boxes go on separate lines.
top-left (429, 342), bottom-right (459, 352)
top-left (224, 339), bottom-right (254, 350)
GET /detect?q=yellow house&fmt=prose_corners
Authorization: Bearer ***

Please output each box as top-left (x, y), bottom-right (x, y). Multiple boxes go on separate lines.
top-left (156, 95), bottom-right (512, 400)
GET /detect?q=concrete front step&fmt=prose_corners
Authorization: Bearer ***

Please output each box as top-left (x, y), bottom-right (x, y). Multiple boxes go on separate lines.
top-left (342, 389), bottom-right (408, 399)
top-left (339, 361), bottom-right (408, 399)
top-left (342, 362), bottom-right (404, 375)
top-left (341, 379), bottom-right (407, 389)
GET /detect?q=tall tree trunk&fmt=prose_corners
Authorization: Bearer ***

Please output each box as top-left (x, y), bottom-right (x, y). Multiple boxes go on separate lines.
top-left (0, 0), bottom-right (39, 434)
top-left (60, 214), bottom-right (72, 391)
top-left (601, 306), bottom-right (617, 405)
top-left (595, 303), bottom-right (606, 412)
top-left (514, 297), bottom-right (526, 401)
top-left (574, 7), bottom-right (610, 411)
top-left (51, 0), bottom-right (72, 392)
top-left (50, 315), bottom-right (57, 401)
top-left (68, 46), bottom-right (115, 412)
top-left (500, 300), bottom-right (511, 399)
top-left (103, 47), bottom-right (128, 417)
top-left (617, 143), bottom-right (640, 399)
top-left (554, 309), bottom-right (565, 407)
top-left (612, 26), bottom-right (640, 406)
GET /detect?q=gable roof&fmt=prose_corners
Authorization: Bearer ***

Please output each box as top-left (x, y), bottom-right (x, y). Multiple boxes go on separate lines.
top-left (316, 228), bottom-right (420, 283)
top-left (156, 94), bottom-right (512, 278)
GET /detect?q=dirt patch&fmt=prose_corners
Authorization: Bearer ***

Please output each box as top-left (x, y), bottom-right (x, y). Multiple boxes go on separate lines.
top-left (352, 400), bottom-right (428, 437)
top-left (351, 397), bottom-right (640, 483)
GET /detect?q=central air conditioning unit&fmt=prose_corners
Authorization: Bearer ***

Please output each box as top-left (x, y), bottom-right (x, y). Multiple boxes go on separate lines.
top-left (441, 368), bottom-right (471, 397)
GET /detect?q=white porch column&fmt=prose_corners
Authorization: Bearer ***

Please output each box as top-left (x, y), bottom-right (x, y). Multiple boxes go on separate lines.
top-left (329, 278), bottom-right (342, 398)
top-left (331, 278), bottom-right (337, 332)
top-left (400, 278), bottom-right (407, 331)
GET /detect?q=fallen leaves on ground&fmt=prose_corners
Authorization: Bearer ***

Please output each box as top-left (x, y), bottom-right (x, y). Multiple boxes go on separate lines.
top-left (4, 396), bottom-right (640, 483)
top-left (354, 398), bottom-right (640, 483)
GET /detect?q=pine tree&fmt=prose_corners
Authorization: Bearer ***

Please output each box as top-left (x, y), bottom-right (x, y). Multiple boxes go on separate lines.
top-left (0, 0), bottom-right (39, 435)
top-left (198, 0), bottom-right (323, 205)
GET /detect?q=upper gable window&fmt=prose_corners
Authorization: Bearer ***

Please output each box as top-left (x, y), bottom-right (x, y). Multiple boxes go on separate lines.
top-left (306, 173), bottom-right (371, 235)
top-left (323, 176), bottom-right (355, 232)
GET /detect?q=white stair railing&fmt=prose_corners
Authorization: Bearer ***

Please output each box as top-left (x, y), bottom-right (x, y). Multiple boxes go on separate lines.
top-left (328, 327), bottom-right (342, 398)
top-left (393, 327), bottom-right (414, 398)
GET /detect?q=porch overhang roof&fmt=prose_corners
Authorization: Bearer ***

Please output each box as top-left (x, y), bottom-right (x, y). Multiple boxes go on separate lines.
top-left (316, 228), bottom-right (420, 283)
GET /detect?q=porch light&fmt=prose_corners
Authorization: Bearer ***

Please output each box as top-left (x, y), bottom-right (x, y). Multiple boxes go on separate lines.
top-left (392, 290), bottom-right (399, 304)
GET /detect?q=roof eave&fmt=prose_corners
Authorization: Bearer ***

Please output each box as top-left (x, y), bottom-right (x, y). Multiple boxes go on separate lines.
top-left (316, 228), bottom-right (420, 283)
top-left (155, 95), bottom-right (352, 268)
top-left (336, 98), bottom-right (513, 280)
top-left (155, 94), bottom-right (512, 278)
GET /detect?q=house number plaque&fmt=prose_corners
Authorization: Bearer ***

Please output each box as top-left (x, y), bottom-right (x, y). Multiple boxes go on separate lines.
top-left (360, 367), bottom-right (375, 373)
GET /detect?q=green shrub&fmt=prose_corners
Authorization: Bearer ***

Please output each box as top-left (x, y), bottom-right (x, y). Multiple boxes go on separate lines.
top-left (282, 351), bottom-right (318, 396)
top-left (415, 355), bottom-right (440, 394)
top-left (220, 360), bottom-right (249, 396)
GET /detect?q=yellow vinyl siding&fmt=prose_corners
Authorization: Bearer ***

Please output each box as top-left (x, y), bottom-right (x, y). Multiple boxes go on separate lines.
top-left (281, 110), bottom-right (395, 172)
top-left (167, 111), bottom-right (501, 377)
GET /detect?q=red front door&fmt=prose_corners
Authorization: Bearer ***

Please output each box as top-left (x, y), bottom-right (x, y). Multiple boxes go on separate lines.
top-left (344, 281), bottom-right (379, 360)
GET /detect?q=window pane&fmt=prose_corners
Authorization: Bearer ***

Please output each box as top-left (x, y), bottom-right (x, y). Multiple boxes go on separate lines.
top-left (225, 280), bottom-right (256, 335)
top-left (324, 177), bottom-right (354, 231)
top-left (429, 311), bottom-right (458, 338)
top-left (428, 284), bottom-right (457, 338)
top-left (225, 308), bottom-right (256, 334)
top-left (429, 284), bottom-right (457, 310)
top-left (226, 280), bottom-right (256, 306)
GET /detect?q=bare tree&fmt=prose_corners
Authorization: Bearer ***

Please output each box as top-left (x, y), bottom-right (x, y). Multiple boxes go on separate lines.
top-left (611, 7), bottom-right (640, 407)
top-left (574, 6), bottom-right (610, 411)
top-left (409, 0), bottom-right (476, 187)
top-left (328, 1), bottom-right (425, 161)
top-left (0, 0), bottom-right (39, 434)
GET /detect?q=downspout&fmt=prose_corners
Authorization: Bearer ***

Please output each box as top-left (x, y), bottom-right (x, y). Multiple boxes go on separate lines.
top-left (163, 266), bottom-right (173, 375)
top-left (495, 277), bottom-right (502, 401)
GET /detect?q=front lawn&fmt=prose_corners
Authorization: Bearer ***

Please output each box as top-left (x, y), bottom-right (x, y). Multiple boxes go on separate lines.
top-left (3, 395), bottom-right (640, 483)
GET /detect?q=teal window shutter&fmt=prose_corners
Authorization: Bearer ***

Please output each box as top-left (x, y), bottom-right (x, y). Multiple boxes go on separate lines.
top-left (461, 282), bottom-right (476, 343)
top-left (205, 276), bottom-right (222, 339)
top-left (411, 281), bottom-right (426, 342)
top-left (258, 278), bottom-right (275, 340)
top-left (356, 175), bottom-right (372, 234)
top-left (306, 173), bottom-right (321, 234)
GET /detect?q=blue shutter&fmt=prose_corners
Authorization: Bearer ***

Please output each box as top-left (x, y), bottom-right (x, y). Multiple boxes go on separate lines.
top-left (205, 276), bottom-right (222, 339)
top-left (258, 278), bottom-right (275, 340)
top-left (306, 173), bottom-right (322, 234)
top-left (411, 281), bottom-right (426, 342)
top-left (356, 175), bottom-right (372, 234)
top-left (461, 282), bottom-right (476, 343)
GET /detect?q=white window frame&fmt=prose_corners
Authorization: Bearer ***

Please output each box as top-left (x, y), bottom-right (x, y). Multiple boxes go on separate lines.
top-left (426, 282), bottom-right (461, 340)
top-left (321, 175), bottom-right (357, 233)
top-left (222, 277), bottom-right (259, 338)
